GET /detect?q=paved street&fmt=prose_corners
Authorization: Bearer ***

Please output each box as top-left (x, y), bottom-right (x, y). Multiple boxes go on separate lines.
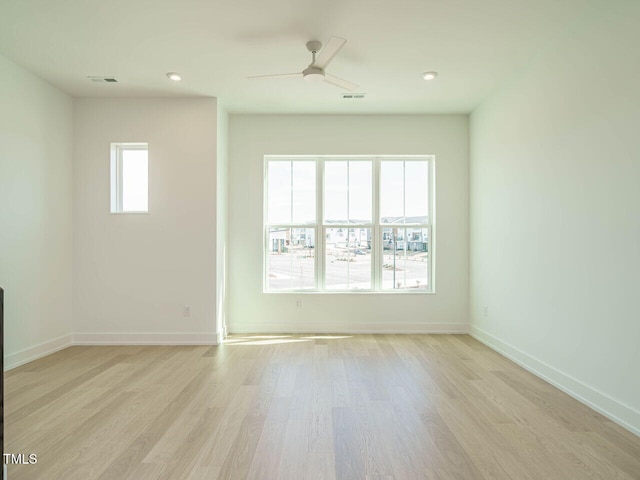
top-left (267, 249), bottom-right (429, 290)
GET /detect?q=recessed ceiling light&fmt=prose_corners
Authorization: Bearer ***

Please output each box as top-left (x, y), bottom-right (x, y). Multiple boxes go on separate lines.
top-left (166, 72), bottom-right (182, 81)
top-left (422, 71), bottom-right (438, 81)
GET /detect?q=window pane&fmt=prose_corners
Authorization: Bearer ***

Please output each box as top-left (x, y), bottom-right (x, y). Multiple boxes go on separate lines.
top-left (269, 161), bottom-right (316, 224)
top-left (380, 160), bottom-right (429, 224)
top-left (267, 228), bottom-right (315, 290)
top-left (122, 149), bottom-right (148, 212)
top-left (405, 161), bottom-right (429, 222)
top-left (292, 162), bottom-right (316, 224)
top-left (267, 162), bottom-right (292, 224)
top-left (325, 228), bottom-right (371, 290)
top-left (380, 161), bottom-right (404, 223)
top-left (382, 227), bottom-right (429, 290)
top-left (325, 161), bottom-right (372, 223)
top-left (324, 161), bottom-right (348, 223)
top-left (348, 161), bottom-right (372, 223)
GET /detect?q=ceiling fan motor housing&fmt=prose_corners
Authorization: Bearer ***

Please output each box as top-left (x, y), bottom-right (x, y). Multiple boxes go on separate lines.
top-left (306, 40), bottom-right (323, 53)
top-left (303, 66), bottom-right (325, 82)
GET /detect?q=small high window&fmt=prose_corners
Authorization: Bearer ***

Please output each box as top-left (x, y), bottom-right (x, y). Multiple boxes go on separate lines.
top-left (110, 143), bottom-right (148, 213)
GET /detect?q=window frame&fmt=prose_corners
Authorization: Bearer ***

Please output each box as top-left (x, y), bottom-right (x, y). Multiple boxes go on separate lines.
top-left (110, 142), bottom-right (149, 214)
top-left (264, 155), bottom-right (435, 294)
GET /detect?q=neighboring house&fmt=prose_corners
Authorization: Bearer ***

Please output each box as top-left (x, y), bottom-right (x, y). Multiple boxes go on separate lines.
top-left (269, 219), bottom-right (428, 254)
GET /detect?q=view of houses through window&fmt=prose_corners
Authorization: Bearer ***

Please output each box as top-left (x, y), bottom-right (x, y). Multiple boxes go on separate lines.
top-left (265, 156), bottom-right (433, 292)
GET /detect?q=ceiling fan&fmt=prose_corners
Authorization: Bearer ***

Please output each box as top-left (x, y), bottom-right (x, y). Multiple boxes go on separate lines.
top-left (248, 37), bottom-right (359, 91)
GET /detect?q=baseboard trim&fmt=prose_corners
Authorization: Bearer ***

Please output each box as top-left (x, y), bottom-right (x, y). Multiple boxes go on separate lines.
top-left (229, 322), bottom-right (469, 335)
top-left (72, 332), bottom-right (219, 346)
top-left (4, 334), bottom-right (73, 371)
top-left (4, 331), bottom-right (220, 371)
top-left (469, 325), bottom-right (640, 437)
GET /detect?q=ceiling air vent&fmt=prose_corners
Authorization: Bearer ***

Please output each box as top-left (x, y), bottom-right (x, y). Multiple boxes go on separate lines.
top-left (87, 76), bottom-right (118, 83)
top-left (341, 93), bottom-right (366, 100)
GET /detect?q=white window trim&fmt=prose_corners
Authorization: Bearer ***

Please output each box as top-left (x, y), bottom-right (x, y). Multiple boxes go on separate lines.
top-left (110, 142), bottom-right (149, 214)
top-left (264, 155), bottom-right (435, 294)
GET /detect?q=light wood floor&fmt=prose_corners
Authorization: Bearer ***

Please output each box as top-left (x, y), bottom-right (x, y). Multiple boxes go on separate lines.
top-left (5, 334), bottom-right (640, 479)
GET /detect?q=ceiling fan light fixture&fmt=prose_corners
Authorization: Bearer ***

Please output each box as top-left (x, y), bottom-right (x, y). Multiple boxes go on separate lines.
top-left (303, 66), bottom-right (325, 82)
top-left (422, 71), bottom-right (438, 81)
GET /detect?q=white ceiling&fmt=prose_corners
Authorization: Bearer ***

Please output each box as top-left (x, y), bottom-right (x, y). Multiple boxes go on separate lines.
top-left (0, 0), bottom-right (588, 114)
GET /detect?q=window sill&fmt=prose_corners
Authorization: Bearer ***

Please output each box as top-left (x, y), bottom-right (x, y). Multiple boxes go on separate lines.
top-left (110, 211), bottom-right (149, 215)
top-left (263, 290), bottom-right (435, 295)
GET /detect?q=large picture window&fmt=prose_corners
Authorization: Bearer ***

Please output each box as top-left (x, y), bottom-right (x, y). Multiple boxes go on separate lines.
top-left (264, 156), bottom-right (433, 292)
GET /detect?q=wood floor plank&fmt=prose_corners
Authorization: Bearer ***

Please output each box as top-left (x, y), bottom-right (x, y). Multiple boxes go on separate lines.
top-left (420, 408), bottom-right (486, 480)
top-left (217, 414), bottom-right (266, 480)
top-left (198, 385), bottom-right (260, 469)
top-left (7, 354), bottom-right (129, 423)
top-left (332, 406), bottom-right (367, 480)
top-left (306, 451), bottom-right (337, 480)
top-left (4, 335), bottom-right (639, 480)
top-left (95, 366), bottom-right (212, 479)
top-left (246, 398), bottom-right (292, 480)
top-left (471, 368), bottom-right (636, 479)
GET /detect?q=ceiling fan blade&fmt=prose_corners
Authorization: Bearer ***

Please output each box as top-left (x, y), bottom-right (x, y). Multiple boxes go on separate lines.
top-left (323, 73), bottom-right (359, 91)
top-left (312, 36), bottom-right (347, 70)
top-left (247, 73), bottom-right (302, 79)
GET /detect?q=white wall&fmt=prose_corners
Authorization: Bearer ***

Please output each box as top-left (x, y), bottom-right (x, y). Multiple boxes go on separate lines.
top-left (73, 98), bottom-right (219, 344)
top-left (216, 105), bottom-right (229, 340)
top-left (228, 115), bottom-right (469, 333)
top-left (0, 54), bottom-right (73, 368)
top-left (470, 1), bottom-right (640, 434)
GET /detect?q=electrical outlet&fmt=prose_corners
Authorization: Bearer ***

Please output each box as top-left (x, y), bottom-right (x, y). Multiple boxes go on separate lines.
top-left (295, 298), bottom-right (302, 309)
top-left (183, 305), bottom-right (192, 317)
top-left (482, 305), bottom-right (488, 318)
